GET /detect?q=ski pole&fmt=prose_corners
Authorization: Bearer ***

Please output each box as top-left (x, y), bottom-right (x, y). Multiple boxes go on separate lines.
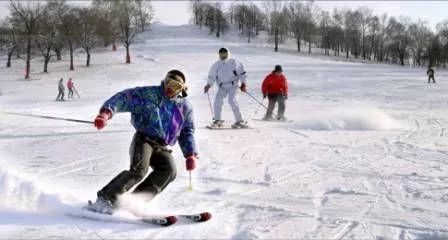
top-left (206, 92), bottom-right (214, 120)
top-left (188, 171), bottom-right (193, 191)
top-left (250, 97), bottom-right (263, 119)
top-left (73, 86), bottom-right (80, 98)
top-left (1, 111), bottom-right (94, 124)
top-left (244, 91), bottom-right (278, 119)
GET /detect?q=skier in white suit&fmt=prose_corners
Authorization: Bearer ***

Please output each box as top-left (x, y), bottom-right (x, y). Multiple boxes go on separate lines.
top-left (204, 48), bottom-right (249, 128)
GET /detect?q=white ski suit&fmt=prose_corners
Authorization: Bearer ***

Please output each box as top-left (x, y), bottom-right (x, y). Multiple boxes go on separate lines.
top-left (207, 58), bottom-right (247, 122)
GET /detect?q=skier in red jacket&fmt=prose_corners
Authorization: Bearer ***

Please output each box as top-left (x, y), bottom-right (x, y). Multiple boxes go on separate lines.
top-left (67, 78), bottom-right (74, 98)
top-left (261, 65), bottom-right (288, 120)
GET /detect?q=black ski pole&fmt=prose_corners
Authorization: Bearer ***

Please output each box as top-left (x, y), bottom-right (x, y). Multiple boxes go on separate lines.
top-left (1, 111), bottom-right (94, 124)
top-left (244, 91), bottom-right (278, 119)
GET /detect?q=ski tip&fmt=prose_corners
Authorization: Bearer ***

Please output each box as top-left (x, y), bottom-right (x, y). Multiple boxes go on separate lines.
top-left (163, 216), bottom-right (178, 226)
top-left (199, 212), bottom-right (212, 222)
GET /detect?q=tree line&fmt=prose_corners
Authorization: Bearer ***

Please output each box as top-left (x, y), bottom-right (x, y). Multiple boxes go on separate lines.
top-left (189, 0), bottom-right (448, 68)
top-left (0, 0), bottom-right (154, 80)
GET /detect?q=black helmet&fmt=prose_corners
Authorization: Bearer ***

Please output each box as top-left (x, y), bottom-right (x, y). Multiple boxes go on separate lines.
top-left (274, 65), bottom-right (283, 73)
top-left (218, 47), bottom-right (229, 54)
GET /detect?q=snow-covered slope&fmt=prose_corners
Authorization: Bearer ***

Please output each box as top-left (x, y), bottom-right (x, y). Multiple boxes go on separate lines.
top-left (0, 23), bottom-right (447, 239)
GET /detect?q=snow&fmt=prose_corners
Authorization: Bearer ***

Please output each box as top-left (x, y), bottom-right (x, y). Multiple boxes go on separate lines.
top-left (1, 23), bottom-right (448, 239)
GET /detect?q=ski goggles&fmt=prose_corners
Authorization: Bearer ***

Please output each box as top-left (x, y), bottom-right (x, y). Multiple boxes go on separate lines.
top-left (164, 74), bottom-right (185, 96)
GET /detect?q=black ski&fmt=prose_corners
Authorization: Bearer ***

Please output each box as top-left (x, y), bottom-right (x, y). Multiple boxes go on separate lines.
top-left (75, 208), bottom-right (210, 227)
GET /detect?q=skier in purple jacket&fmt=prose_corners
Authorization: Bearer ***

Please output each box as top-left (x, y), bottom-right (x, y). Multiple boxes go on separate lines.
top-left (86, 70), bottom-right (198, 214)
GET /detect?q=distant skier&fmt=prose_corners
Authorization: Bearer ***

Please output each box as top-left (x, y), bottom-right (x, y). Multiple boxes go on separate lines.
top-left (203, 47), bottom-right (248, 128)
top-left (427, 66), bottom-right (436, 83)
top-left (67, 78), bottom-right (74, 98)
top-left (86, 69), bottom-right (198, 214)
top-left (55, 78), bottom-right (65, 101)
top-left (261, 65), bottom-right (288, 121)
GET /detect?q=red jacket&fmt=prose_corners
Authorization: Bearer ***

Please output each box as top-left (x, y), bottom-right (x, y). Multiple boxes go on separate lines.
top-left (261, 72), bottom-right (288, 96)
top-left (67, 79), bottom-right (74, 89)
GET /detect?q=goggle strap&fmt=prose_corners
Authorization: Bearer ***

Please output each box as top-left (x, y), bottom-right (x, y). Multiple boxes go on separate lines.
top-left (166, 74), bottom-right (184, 83)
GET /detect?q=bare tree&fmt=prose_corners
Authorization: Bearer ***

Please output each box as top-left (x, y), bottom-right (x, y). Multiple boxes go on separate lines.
top-left (92, 0), bottom-right (118, 51)
top-left (437, 20), bottom-right (448, 66)
top-left (367, 15), bottom-right (380, 60)
top-left (230, 2), bottom-right (262, 43)
top-left (287, 1), bottom-right (305, 52)
top-left (46, 0), bottom-right (69, 61)
top-left (189, 0), bottom-right (208, 28)
top-left (195, 2), bottom-right (228, 38)
top-left (437, 20), bottom-right (448, 42)
top-left (427, 35), bottom-right (443, 67)
top-left (213, 2), bottom-right (227, 38)
top-left (264, 0), bottom-right (288, 52)
top-left (357, 7), bottom-right (372, 60)
top-left (330, 8), bottom-right (345, 56)
top-left (189, 0), bottom-right (202, 26)
top-left (35, 10), bottom-right (57, 73)
top-left (386, 17), bottom-right (411, 65)
top-left (342, 9), bottom-right (362, 58)
top-left (59, 6), bottom-right (79, 71)
top-left (0, 18), bottom-right (18, 68)
top-left (408, 20), bottom-right (432, 66)
top-left (303, 2), bottom-right (318, 54)
top-left (319, 10), bottom-right (331, 55)
top-left (9, 0), bottom-right (47, 79)
top-left (113, 0), bottom-right (139, 64)
top-left (135, 0), bottom-right (154, 32)
top-left (77, 7), bottom-right (98, 67)
top-left (376, 13), bottom-right (388, 62)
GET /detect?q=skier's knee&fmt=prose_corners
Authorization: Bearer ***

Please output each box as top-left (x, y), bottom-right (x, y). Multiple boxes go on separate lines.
top-left (130, 167), bottom-right (148, 181)
top-left (228, 98), bottom-right (238, 107)
top-left (166, 165), bottom-right (177, 182)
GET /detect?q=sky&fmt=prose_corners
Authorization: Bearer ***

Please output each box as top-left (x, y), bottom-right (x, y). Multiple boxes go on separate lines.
top-left (0, 1), bottom-right (447, 30)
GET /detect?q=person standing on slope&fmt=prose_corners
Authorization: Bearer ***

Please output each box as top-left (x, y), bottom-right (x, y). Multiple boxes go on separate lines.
top-left (55, 78), bottom-right (65, 101)
top-left (67, 78), bottom-right (74, 98)
top-left (261, 65), bottom-right (288, 121)
top-left (427, 66), bottom-right (436, 83)
top-left (203, 47), bottom-right (248, 128)
top-left (86, 69), bottom-right (198, 214)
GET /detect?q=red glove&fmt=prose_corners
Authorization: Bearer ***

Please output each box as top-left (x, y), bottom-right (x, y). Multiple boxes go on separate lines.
top-left (94, 109), bottom-right (112, 130)
top-left (186, 154), bottom-right (197, 171)
top-left (240, 83), bottom-right (247, 92)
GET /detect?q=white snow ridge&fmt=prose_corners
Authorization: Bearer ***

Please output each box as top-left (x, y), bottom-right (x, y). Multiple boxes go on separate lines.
top-left (292, 106), bottom-right (406, 131)
top-left (0, 166), bottom-right (67, 212)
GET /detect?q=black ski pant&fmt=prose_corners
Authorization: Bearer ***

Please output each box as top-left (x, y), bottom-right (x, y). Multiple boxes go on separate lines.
top-left (97, 132), bottom-right (177, 204)
top-left (56, 90), bottom-right (64, 101)
top-left (264, 93), bottom-right (286, 119)
top-left (68, 88), bottom-right (74, 98)
top-left (428, 76), bottom-right (436, 83)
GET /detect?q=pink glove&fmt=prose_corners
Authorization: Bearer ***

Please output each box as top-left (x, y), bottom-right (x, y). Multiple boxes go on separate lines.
top-left (94, 109), bottom-right (112, 130)
top-left (186, 154), bottom-right (197, 171)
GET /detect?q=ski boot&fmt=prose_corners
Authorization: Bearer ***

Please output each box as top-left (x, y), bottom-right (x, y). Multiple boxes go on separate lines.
top-left (262, 115), bottom-right (274, 121)
top-left (84, 196), bottom-right (116, 215)
top-left (209, 120), bottom-right (225, 128)
top-left (277, 116), bottom-right (287, 121)
top-left (231, 120), bottom-right (249, 129)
